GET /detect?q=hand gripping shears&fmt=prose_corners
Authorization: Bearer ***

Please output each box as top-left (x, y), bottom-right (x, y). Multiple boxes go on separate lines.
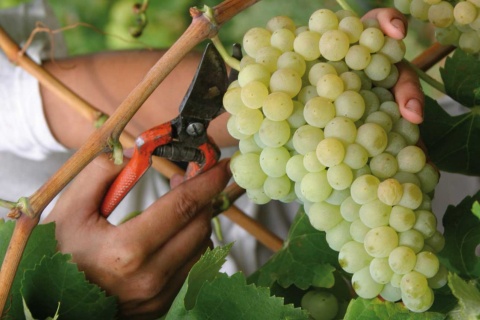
top-left (100, 44), bottom-right (230, 217)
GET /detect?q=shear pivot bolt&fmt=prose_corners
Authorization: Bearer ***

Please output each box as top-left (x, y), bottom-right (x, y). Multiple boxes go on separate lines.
top-left (186, 122), bottom-right (205, 137)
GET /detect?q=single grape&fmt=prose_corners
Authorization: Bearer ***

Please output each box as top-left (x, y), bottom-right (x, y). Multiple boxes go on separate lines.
top-left (304, 96), bottom-right (336, 128)
top-left (398, 229), bottom-right (425, 254)
top-left (352, 266), bottom-right (385, 299)
top-left (364, 226), bottom-right (399, 258)
top-left (286, 154), bottom-right (308, 182)
top-left (309, 8), bottom-right (339, 34)
top-left (349, 218), bottom-right (371, 243)
top-left (340, 196), bottom-right (361, 222)
top-left (270, 28), bottom-right (296, 53)
top-left (359, 27), bottom-right (385, 53)
top-left (370, 257), bottom-right (394, 284)
top-left (301, 289), bottom-right (339, 320)
top-left (259, 146), bottom-right (290, 177)
top-left (339, 240), bottom-right (373, 273)
top-left (307, 200), bottom-right (341, 231)
top-left (327, 163), bottom-right (353, 190)
top-left (262, 91), bottom-right (294, 121)
top-left (269, 68), bottom-right (302, 98)
top-left (355, 123), bottom-right (388, 157)
top-left (389, 205), bottom-right (416, 232)
top-left (243, 27), bottom-right (272, 58)
top-left (334, 90), bottom-right (366, 121)
top-left (292, 124), bottom-right (325, 155)
top-left (258, 118), bottom-right (291, 147)
top-left (294, 30), bottom-right (322, 61)
top-left (350, 174), bottom-right (380, 205)
top-left (396, 146), bottom-right (427, 174)
top-left (316, 137), bottom-right (346, 167)
top-left (359, 199), bottom-right (392, 228)
top-left (377, 178), bottom-right (404, 206)
top-left (301, 171), bottom-right (333, 203)
top-left (230, 152), bottom-right (267, 189)
top-left (388, 246), bottom-right (417, 274)
top-left (414, 251), bottom-right (440, 278)
top-left (320, 30), bottom-right (351, 61)
top-left (263, 175), bottom-right (291, 200)
top-left (326, 220), bottom-right (353, 251)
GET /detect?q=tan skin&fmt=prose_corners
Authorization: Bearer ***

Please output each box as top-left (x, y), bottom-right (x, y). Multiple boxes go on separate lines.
top-left (40, 8), bottom-right (424, 319)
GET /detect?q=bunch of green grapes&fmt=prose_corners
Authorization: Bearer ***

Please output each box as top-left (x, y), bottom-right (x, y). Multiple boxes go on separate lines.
top-left (394, 0), bottom-right (480, 54)
top-left (225, 8), bottom-right (448, 312)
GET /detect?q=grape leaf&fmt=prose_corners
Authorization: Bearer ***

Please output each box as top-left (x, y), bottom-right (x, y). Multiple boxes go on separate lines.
top-left (0, 221), bottom-right (57, 319)
top-left (420, 96), bottom-right (480, 175)
top-left (21, 252), bottom-right (117, 320)
top-left (248, 208), bottom-right (339, 290)
top-left (447, 273), bottom-right (480, 320)
top-left (343, 298), bottom-right (446, 320)
top-left (169, 272), bottom-right (308, 319)
top-left (438, 191), bottom-right (480, 279)
top-left (472, 201), bottom-right (480, 220)
top-left (441, 49), bottom-right (480, 108)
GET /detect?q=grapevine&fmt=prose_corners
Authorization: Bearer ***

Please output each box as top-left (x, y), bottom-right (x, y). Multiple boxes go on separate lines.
top-left (226, 8), bottom-right (446, 313)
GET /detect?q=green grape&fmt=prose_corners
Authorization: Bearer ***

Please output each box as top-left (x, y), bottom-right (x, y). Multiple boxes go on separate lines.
top-left (377, 178), bottom-right (403, 206)
top-left (258, 118), bottom-right (291, 147)
top-left (425, 230), bottom-right (445, 252)
top-left (364, 226), bottom-right (399, 258)
top-left (410, 0), bottom-right (431, 21)
top-left (389, 246), bottom-right (417, 274)
top-left (340, 71), bottom-right (362, 92)
top-left (339, 240), bottom-right (373, 273)
top-left (286, 154), bottom-right (308, 182)
top-left (352, 266), bottom-right (385, 299)
top-left (389, 205), bottom-right (416, 232)
top-left (304, 150), bottom-right (326, 172)
top-left (416, 163), bottom-right (439, 194)
top-left (230, 152), bottom-right (267, 189)
top-left (459, 30), bottom-right (480, 53)
top-left (427, 264), bottom-right (448, 289)
top-left (269, 68), bottom-right (302, 98)
top-left (308, 62), bottom-right (338, 86)
top-left (364, 53), bottom-right (391, 81)
top-left (398, 229), bottom-right (425, 254)
top-left (316, 137), bottom-right (346, 167)
top-left (345, 44), bottom-right (372, 70)
top-left (393, 171), bottom-right (421, 187)
top-left (223, 87), bottom-right (248, 115)
top-left (227, 115), bottom-right (250, 140)
top-left (390, 272), bottom-right (403, 288)
top-left (324, 116), bottom-right (357, 144)
top-left (263, 175), bottom-right (291, 200)
top-left (327, 163), bottom-right (353, 190)
top-left (242, 27), bottom-right (271, 58)
top-left (353, 164), bottom-right (372, 179)
top-left (355, 123), bottom-right (388, 157)
top-left (372, 64), bottom-right (399, 89)
top-left (334, 90), bottom-right (366, 121)
top-left (241, 80), bottom-right (269, 109)
top-left (379, 101), bottom-right (401, 122)
top-left (372, 87), bottom-right (395, 104)
top-left (287, 100), bottom-right (307, 128)
top-left (402, 286), bottom-right (434, 313)
top-left (413, 210), bottom-right (437, 238)
top-left (325, 188), bottom-right (351, 205)
top-left (304, 96), bottom-right (336, 128)
top-left (359, 27), bottom-right (386, 53)
top-left (270, 28), bottom-right (296, 53)
top-left (320, 30), bottom-right (351, 61)
top-left (298, 85), bottom-right (319, 104)
top-left (294, 30), bottom-right (322, 61)
top-left (414, 251), bottom-right (440, 278)
top-left (328, 60), bottom-right (349, 74)
top-left (309, 8), bottom-right (339, 34)
top-left (316, 73), bottom-right (345, 100)
top-left (398, 182), bottom-right (423, 209)
top-left (394, 0), bottom-right (412, 14)
top-left (246, 187), bottom-right (271, 204)
top-left (343, 143), bottom-right (369, 170)
top-left (277, 51), bottom-right (307, 76)
top-left (340, 196), bottom-right (361, 222)
top-left (301, 171), bottom-right (333, 203)
top-left (359, 199), bottom-right (392, 228)
top-left (351, 174), bottom-right (380, 205)
top-left (235, 108), bottom-right (264, 136)
top-left (238, 63), bottom-right (271, 87)
top-left (370, 153), bottom-right (399, 179)
top-left (326, 220), bottom-right (353, 251)
top-left (370, 257), bottom-right (394, 284)
top-left (262, 91), bottom-right (294, 121)
top-left (292, 124), bottom-right (325, 154)
top-left (396, 146), bottom-right (427, 174)
top-left (301, 289), bottom-right (339, 320)
top-left (379, 282), bottom-right (402, 302)
top-left (400, 270), bottom-right (429, 298)
top-left (379, 37), bottom-right (406, 64)
top-left (360, 89), bottom-right (381, 117)
top-left (338, 16), bottom-right (364, 43)
top-left (454, 1), bottom-right (477, 25)
top-left (266, 15), bottom-right (296, 32)
top-left (350, 218), bottom-right (371, 243)
top-left (259, 146), bottom-right (290, 177)
top-left (307, 200), bottom-right (341, 231)
top-left (428, 2), bottom-right (455, 28)
top-left (239, 135), bottom-right (263, 154)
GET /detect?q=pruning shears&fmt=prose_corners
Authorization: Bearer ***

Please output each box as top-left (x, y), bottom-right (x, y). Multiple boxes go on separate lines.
top-left (100, 44), bottom-right (233, 217)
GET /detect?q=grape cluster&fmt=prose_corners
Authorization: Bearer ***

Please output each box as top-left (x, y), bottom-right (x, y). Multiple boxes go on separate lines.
top-left (225, 8), bottom-right (447, 312)
top-left (394, 0), bottom-right (480, 54)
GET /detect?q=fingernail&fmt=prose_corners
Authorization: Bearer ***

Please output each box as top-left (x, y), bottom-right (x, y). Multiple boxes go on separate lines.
top-left (391, 18), bottom-right (405, 37)
top-left (406, 99), bottom-right (423, 118)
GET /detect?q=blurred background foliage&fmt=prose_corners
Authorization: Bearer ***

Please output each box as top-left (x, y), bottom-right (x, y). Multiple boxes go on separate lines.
top-left (0, 0), bottom-right (440, 96)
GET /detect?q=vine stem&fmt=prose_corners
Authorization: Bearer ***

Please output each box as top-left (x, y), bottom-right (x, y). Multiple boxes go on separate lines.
top-left (335, 0), bottom-right (355, 12)
top-left (0, 0), bottom-right (265, 314)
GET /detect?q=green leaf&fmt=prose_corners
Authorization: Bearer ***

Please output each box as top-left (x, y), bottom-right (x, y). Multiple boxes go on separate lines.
top-left (0, 221), bottom-right (58, 319)
top-left (420, 96), bottom-right (480, 175)
top-left (170, 272), bottom-right (308, 319)
top-left (441, 49), bottom-right (480, 108)
top-left (447, 273), bottom-right (480, 320)
top-left (343, 298), bottom-right (446, 320)
top-left (21, 252), bottom-right (117, 320)
top-left (248, 208), bottom-right (339, 290)
top-left (472, 201), bottom-right (480, 220)
top-left (438, 191), bottom-right (480, 279)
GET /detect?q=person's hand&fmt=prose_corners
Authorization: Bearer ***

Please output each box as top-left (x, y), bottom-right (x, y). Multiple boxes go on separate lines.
top-left (44, 154), bottom-right (231, 319)
top-left (362, 8), bottom-right (425, 124)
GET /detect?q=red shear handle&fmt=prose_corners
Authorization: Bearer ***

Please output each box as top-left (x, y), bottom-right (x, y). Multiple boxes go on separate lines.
top-left (100, 149), bottom-right (152, 217)
top-left (185, 140), bottom-right (221, 179)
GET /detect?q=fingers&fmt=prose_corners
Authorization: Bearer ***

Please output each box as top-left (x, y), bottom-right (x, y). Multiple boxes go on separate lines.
top-left (123, 159), bottom-right (231, 250)
top-left (392, 62), bottom-right (425, 124)
top-left (362, 8), bottom-right (408, 39)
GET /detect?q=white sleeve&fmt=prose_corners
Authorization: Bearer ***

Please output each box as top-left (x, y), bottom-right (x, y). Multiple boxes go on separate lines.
top-left (0, 0), bottom-right (68, 160)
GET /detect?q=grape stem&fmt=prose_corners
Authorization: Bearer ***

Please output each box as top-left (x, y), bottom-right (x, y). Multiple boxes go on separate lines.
top-left (211, 35), bottom-right (241, 71)
top-left (404, 58), bottom-right (446, 95)
top-left (335, 0), bottom-right (355, 12)
top-left (0, 199), bottom-right (16, 210)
